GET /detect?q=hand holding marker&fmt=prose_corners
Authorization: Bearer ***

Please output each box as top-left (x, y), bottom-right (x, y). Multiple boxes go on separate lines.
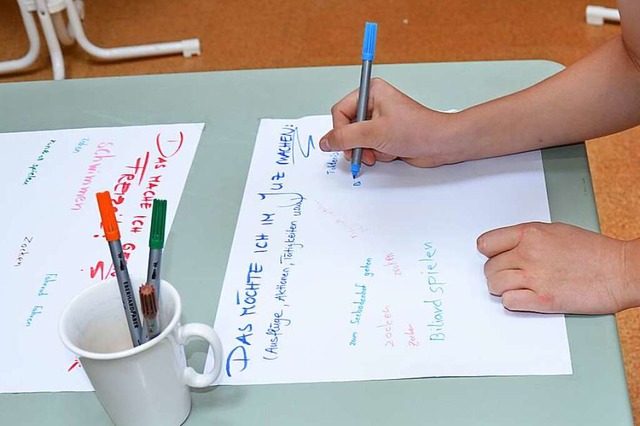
top-left (96, 191), bottom-right (144, 347)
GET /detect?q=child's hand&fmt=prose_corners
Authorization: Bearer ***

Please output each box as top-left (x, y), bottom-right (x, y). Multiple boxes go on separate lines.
top-left (320, 78), bottom-right (462, 168)
top-left (477, 222), bottom-right (640, 314)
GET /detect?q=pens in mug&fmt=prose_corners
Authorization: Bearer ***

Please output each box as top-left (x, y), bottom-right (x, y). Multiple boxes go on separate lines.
top-left (96, 191), bottom-right (144, 347)
top-left (351, 22), bottom-right (378, 179)
top-left (139, 283), bottom-right (160, 340)
top-left (146, 198), bottom-right (167, 323)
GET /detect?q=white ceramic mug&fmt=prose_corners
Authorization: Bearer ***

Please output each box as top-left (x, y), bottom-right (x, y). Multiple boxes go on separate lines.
top-left (59, 278), bottom-right (223, 426)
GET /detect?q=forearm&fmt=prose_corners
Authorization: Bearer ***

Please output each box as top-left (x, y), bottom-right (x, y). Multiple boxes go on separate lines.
top-left (447, 35), bottom-right (640, 162)
top-left (622, 238), bottom-right (640, 311)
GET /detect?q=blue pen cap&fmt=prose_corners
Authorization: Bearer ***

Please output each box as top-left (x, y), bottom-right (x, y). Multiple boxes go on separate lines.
top-left (361, 22), bottom-right (378, 61)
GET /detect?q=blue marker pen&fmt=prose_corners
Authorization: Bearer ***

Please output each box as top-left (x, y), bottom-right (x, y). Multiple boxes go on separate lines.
top-left (351, 22), bottom-right (378, 179)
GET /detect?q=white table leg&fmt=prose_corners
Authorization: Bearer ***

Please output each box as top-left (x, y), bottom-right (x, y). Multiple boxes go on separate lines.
top-left (586, 5), bottom-right (620, 26)
top-left (62, 0), bottom-right (201, 60)
top-left (35, 0), bottom-right (65, 80)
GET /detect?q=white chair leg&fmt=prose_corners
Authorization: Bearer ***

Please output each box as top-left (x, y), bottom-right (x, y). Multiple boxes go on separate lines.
top-left (586, 5), bottom-right (621, 26)
top-left (0, 0), bottom-right (41, 75)
top-left (35, 0), bottom-right (65, 79)
top-left (62, 0), bottom-right (201, 60)
top-left (51, 10), bottom-right (74, 46)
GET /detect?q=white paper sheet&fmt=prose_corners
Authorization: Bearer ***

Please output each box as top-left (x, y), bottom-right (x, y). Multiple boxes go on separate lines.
top-left (0, 123), bottom-right (203, 392)
top-left (211, 115), bottom-right (572, 385)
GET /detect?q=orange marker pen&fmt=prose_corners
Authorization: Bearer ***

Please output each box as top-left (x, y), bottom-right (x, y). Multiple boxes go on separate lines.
top-left (96, 191), bottom-right (144, 347)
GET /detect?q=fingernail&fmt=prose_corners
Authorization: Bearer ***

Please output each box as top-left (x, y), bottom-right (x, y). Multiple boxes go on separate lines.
top-left (319, 138), bottom-right (330, 151)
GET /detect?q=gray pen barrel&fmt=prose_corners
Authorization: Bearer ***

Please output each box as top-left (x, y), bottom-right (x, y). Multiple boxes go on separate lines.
top-left (356, 59), bottom-right (372, 122)
top-left (351, 60), bottom-right (373, 167)
top-left (108, 240), bottom-right (144, 346)
top-left (146, 249), bottom-right (163, 328)
top-left (146, 249), bottom-right (163, 301)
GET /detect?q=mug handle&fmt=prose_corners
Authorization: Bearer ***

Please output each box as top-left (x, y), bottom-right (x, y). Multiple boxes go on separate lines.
top-left (177, 323), bottom-right (223, 388)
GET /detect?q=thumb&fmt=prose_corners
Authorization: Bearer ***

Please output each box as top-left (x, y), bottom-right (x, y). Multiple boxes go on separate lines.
top-left (501, 289), bottom-right (554, 313)
top-left (320, 121), bottom-right (378, 153)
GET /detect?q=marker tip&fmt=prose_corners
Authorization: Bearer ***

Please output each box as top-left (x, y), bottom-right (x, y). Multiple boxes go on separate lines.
top-left (350, 163), bottom-right (360, 179)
